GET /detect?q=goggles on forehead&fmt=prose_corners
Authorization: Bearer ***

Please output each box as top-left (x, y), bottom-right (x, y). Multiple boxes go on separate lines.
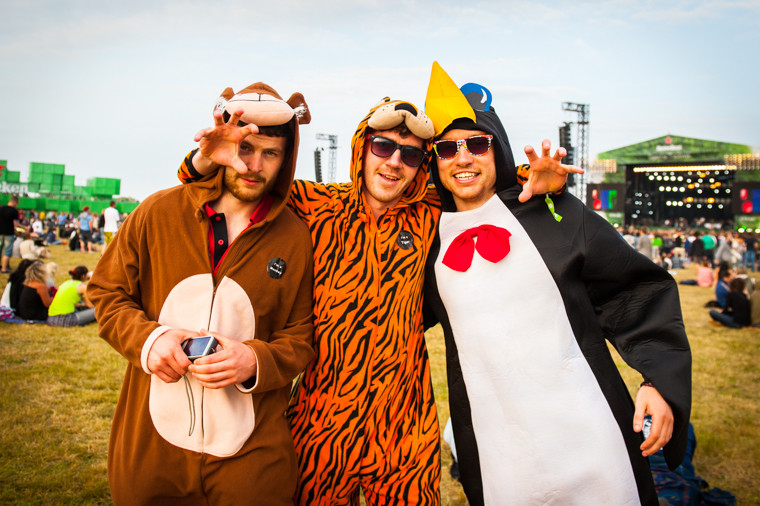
top-left (366, 135), bottom-right (428, 168)
top-left (433, 134), bottom-right (493, 160)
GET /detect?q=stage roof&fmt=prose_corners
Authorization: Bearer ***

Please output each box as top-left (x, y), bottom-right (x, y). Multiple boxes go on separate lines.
top-left (597, 135), bottom-right (752, 166)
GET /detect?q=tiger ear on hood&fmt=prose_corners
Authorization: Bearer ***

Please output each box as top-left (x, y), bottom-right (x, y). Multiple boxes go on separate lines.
top-left (287, 92), bottom-right (311, 125)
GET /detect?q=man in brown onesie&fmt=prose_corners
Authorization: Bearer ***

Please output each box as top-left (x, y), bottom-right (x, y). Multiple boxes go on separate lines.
top-left (88, 82), bottom-right (315, 505)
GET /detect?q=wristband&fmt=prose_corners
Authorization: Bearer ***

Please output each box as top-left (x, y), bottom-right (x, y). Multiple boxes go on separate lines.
top-left (544, 195), bottom-right (563, 222)
top-left (640, 381), bottom-right (654, 388)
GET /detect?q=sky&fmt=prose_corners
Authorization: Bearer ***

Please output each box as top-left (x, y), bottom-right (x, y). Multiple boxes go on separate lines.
top-left (1, 0), bottom-right (758, 201)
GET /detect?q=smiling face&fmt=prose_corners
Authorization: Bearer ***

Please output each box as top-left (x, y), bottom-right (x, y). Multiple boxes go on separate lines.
top-left (223, 133), bottom-right (288, 204)
top-left (435, 128), bottom-right (497, 212)
top-left (361, 128), bottom-right (424, 219)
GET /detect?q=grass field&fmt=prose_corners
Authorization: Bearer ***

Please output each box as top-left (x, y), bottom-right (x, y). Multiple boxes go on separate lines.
top-left (1, 245), bottom-right (758, 504)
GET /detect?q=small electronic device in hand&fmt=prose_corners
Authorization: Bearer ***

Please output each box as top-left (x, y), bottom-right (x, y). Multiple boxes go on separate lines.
top-left (182, 336), bottom-right (218, 362)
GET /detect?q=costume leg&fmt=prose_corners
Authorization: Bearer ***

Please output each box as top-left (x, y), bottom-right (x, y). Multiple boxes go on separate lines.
top-left (108, 432), bottom-right (204, 505)
top-left (359, 366), bottom-right (441, 506)
top-left (359, 429), bottom-right (441, 506)
top-left (203, 447), bottom-right (297, 506)
top-left (290, 414), bottom-right (363, 506)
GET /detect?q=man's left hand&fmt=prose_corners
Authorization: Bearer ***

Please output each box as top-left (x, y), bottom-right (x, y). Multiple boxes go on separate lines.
top-left (633, 383), bottom-right (674, 457)
top-left (519, 139), bottom-right (584, 203)
top-left (188, 332), bottom-right (258, 389)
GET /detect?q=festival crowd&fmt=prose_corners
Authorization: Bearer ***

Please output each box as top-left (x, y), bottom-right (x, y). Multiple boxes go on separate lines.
top-left (0, 197), bottom-right (122, 325)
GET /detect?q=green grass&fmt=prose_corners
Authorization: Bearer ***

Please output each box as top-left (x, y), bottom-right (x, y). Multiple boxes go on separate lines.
top-left (1, 246), bottom-right (758, 504)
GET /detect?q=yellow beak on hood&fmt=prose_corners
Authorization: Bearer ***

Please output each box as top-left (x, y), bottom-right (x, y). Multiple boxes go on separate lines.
top-left (425, 61), bottom-right (476, 137)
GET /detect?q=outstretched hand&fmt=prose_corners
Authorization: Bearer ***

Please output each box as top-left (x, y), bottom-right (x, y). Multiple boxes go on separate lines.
top-left (633, 383), bottom-right (674, 457)
top-left (519, 139), bottom-right (584, 203)
top-left (193, 108), bottom-right (259, 174)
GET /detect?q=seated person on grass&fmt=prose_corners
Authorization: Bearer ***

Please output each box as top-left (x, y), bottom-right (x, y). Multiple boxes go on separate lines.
top-left (709, 277), bottom-right (750, 328)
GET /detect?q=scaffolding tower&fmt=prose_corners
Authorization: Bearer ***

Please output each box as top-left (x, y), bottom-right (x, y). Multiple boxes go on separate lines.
top-left (315, 133), bottom-right (338, 183)
top-left (562, 102), bottom-right (590, 202)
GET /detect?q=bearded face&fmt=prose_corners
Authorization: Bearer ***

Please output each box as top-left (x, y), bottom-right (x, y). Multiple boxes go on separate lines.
top-left (223, 134), bottom-right (288, 204)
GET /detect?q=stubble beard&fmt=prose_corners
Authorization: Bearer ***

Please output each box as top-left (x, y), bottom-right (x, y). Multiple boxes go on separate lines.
top-left (223, 170), bottom-right (275, 203)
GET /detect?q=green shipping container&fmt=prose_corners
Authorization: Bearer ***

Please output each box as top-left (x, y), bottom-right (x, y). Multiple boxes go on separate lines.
top-left (18, 197), bottom-right (39, 209)
top-left (29, 162), bottom-right (65, 175)
top-left (1, 170), bottom-right (21, 183)
top-left (117, 202), bottom-right (139, 214)
top-left (62, 175), bottom-right (76, 193)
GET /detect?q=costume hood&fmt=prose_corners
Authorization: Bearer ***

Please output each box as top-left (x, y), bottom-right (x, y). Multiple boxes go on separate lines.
top-left (207, 82), bottom-right (311, 221)
top-left (425, 61), bottom-right (517, 212)
top-left (349, 98), bottom-right (435, 207)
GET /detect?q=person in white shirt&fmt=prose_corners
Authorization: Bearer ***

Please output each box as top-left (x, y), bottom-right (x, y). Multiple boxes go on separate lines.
top-left (31, 217), bottom-right (44, 237)
top-left (101, 201), bottom-right (121, 254)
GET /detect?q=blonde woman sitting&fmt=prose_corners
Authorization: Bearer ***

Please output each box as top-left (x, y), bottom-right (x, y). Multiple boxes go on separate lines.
top-left (16, 260), bottom-right (51, 321)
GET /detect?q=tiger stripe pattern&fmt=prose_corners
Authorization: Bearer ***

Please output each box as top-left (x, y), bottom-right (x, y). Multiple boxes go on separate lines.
top-left (286, 98), bottom-right (442, 505)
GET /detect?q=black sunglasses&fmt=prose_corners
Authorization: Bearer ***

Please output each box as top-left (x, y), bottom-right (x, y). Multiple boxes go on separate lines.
top-left (433, 134), bottom-right (494, 160)
top-left (366, 135), bottom-right (428, 168)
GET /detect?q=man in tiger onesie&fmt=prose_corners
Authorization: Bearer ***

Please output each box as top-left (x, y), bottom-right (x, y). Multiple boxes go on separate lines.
top-left (178, 89), bottom-right (578, 505)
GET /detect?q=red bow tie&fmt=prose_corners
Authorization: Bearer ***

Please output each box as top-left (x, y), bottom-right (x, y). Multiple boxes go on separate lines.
top-left (442, 225), bottom-right (512, 272)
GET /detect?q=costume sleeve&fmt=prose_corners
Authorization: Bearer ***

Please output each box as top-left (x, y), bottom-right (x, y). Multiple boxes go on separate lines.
top-left (87, 204), bottom-right (164, 369)
top-left (177, 149), bottom-right (204, 184)
top-left (516, 163), bottom-right (529, 184)
top-left (581, 208), bottom-right (691, 469)
top-left (244, 234), bottom-right (314, 394)
top-left (287, 179), bottom-right (319, 223)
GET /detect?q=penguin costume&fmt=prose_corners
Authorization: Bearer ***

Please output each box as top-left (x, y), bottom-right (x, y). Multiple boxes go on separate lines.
top-left (422, 62), bottom-right (691, 505)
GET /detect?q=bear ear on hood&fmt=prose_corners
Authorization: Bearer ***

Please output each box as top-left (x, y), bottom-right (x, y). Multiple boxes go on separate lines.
top-left (214, 83), bottom-right (309, 127)
top-left (287, 92), bottom-right (311, 125)
top-left (219, 87), bottom-right (236, 101)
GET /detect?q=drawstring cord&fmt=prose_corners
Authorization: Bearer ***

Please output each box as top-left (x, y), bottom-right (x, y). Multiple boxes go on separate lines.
top-left (184, 375), bottom-right (196, 436)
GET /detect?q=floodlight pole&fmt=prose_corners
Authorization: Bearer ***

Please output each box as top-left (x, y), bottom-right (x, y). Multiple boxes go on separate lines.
top-left (315, 134), bottom-right (338, 182)
top-left (562, 102), bottom-right (590, 202)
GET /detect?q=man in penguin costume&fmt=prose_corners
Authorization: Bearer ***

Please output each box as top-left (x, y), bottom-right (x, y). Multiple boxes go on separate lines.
top-left (423, 62), bottom-right (692, 505)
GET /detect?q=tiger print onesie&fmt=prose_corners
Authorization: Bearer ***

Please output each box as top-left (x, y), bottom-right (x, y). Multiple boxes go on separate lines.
top-left (178, 98), bottom-right (531, 505)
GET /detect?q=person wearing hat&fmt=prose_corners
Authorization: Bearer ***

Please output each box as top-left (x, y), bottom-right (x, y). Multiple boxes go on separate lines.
top-left (178, 85), bottom-right (577, 504)
top-left (87, 82), bottom-right (315, 505)
top-left (422, 62), bottom-right (692, 505)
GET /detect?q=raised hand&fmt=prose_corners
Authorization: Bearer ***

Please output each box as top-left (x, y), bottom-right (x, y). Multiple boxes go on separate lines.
top-left (519, 139), bottom-right (584, 203)
top-left (193, 108), bottom-right (259, 174)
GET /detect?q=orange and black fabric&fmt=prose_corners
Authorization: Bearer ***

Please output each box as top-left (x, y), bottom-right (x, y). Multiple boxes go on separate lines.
top-left (285, 99), bottom-right (442, 505)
